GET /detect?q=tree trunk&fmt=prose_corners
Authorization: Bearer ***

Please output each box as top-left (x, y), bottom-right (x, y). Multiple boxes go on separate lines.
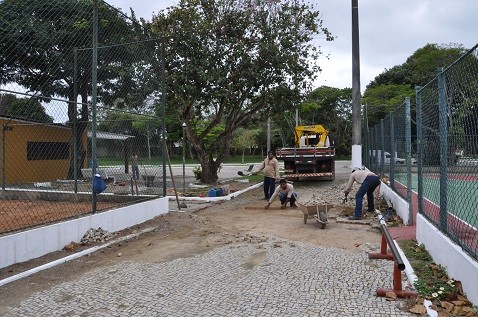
top-left (196, 154), bottom-right (220, 184)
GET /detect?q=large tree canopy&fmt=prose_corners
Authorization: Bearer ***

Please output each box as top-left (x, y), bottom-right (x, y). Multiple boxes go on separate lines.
top-left (363, 43), bottom-right (468, 127)
top-left (366, 43), bottom-right (467, 90)
top-left (151, 0), bottom-right (333, 183)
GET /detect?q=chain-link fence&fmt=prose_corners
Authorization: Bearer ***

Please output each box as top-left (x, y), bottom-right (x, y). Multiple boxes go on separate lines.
top-left (365, 99), bottom-right (414, 225)
top-left (0, 1), bottom-right (169, 235)
top-left (365, 44), bottom-right (478, 261)
top-left (416, 44), bottom-right (478, 260)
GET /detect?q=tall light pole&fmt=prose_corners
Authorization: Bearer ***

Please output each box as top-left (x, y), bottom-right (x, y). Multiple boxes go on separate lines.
top-left (351, 0), bottom-right (362, 168)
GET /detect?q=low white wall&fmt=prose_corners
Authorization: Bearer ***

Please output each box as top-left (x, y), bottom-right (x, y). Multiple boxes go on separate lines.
top-left (0, 197), bottom-right (169, 269)
top-left (379, 183), bottom-right (411, 224)
top-left (417, 214), bottom-right (478, 305)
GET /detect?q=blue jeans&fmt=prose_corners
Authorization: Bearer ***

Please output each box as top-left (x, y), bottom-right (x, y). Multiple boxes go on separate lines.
top-left (354, 175), bottom-right (381, 218)
top-left (279, 192), bottom-right (297, 206)
top-left (263, 177), bottom-right (276, 199)
top-left (132, 166), bottom-right (140, 180)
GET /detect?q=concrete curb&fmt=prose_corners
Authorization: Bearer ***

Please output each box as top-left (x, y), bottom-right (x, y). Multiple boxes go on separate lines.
top-left (0, 226), bottom-right (157, 288)
top-left (167, 182), bottom-right (263, 203)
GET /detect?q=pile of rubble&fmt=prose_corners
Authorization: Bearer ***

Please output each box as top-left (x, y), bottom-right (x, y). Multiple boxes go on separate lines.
top-left (299, 183), bottom-right (356, 208)
top-left (80, 227), bottom-right (115, 245)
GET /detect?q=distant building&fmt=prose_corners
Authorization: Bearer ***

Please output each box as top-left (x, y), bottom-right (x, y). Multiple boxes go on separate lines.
top-left (0, 115), bottom-right (87, 184)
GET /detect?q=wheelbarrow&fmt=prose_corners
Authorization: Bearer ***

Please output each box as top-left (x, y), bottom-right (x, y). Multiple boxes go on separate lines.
top-left (298, 203), bottom-right (334, 229)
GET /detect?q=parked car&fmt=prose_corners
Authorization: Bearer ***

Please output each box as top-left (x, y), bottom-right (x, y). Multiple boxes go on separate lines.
top-left (369, 150), bottom-right (416, 165)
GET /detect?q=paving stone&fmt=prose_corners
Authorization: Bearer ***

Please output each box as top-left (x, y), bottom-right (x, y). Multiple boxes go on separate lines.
top-left (2, 236), bottom-right (415, 316)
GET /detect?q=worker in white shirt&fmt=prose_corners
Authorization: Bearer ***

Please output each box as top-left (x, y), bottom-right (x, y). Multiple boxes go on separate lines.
top-left (264, 178), bottom-right (298, 210)
top-left (343, 167), bottom-right (380, 220)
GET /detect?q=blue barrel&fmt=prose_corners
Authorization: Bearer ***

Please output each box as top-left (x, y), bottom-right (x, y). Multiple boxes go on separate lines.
top-left (208, 188), bottom-right (217, 197)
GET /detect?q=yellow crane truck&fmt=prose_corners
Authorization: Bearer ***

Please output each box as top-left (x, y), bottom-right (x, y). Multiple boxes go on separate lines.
top-left (275, 124), bottom-right (335, 181)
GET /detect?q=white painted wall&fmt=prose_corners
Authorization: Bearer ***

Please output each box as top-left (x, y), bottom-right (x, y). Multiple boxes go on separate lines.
top-left (351, 144), bottom-right (362, 170)
top-left (379, 183), bottom-right (411, 225)
top-left (0, 197), bottom-right (168, 269)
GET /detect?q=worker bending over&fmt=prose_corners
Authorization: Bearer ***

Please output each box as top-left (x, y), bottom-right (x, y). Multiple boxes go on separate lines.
top-left (265, 178), bottom-right (298, 210)
top-left (343, 167), bottom-right (381, 220)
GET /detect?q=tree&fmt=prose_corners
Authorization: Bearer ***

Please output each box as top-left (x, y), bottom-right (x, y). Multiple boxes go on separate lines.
top-left (232, 128), bottom-right (258, 163)
top-left (0, 94), bottom-right (54, 123)
top-left (367, 43), bottom-right (467, 90)
top-left (362, 84), bottom-right (414, 127)
top-left (150, 0), bottom-right (333, 183)
top-left (299, 86), bottom-right (352, 157)
top-left (363, 43), bottom-right (468, 131)
top-left (0, 0), bottom-right (148, 178)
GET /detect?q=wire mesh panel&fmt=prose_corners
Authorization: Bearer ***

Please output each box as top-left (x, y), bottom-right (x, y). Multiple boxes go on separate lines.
top-left (364, 45), bottom-right (478, 254)
top-left (365, 100), bottom-right (414, 225)
top-left (417, 45), bottom-right (478, 260)
top-left (0, 1), bottom-right (167, 234)
top-left (95, 108), bottom-right (166, 195)
top-left (441, 46), bottom-right (478, 258)
top-left (388, 104), bottom-right (403, 191)
top-left (367, 124), bottom-right (381, 174)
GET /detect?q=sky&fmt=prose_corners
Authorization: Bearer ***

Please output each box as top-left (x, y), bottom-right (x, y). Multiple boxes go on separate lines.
top-left (107, 0), bottom-right (477, 92)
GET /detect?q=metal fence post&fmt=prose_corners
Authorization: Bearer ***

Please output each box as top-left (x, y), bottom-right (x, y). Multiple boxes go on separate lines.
top-left (380, 119), bottom-right (385, 177)
top-left (405, 97), bottom-right (413, 225)
top-left (437, 68), bottom-right (448, 231)
top-left (1, 124), bottom-right (5, 190)
top-left (73, 47), bottom-right (78, 193)
top-left (90, 0), bottom-right (99, 214)
top-left (389, 115), bottom-right (395, 190)
top-left (415, 86), bottom-right (423, 216)
top-left (160, 38), bottom-right (167, 197)
top-left (364, 103), bottom-right (369, 167)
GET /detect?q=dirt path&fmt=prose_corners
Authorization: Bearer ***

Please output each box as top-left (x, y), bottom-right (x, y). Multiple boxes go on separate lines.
top-left (0, 174), bottom-right (384, 311)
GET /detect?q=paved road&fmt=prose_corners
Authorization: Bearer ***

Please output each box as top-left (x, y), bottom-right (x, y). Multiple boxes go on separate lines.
top-left (0, 161), bottom-right (416, 316)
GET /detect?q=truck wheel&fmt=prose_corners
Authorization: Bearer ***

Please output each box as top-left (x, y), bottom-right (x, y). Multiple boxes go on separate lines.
top-left (317, 211), bottom-right (327, 229)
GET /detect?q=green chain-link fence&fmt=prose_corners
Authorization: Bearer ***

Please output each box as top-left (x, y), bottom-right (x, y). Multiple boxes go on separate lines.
top-left (365, 99), bottom-right (414, 225)
top-left (416, 44), bottom-right (478, 260)
top-left (365, 44), bottom-right (478, 261)
top-left (0, 0), bottom-right (169, 235)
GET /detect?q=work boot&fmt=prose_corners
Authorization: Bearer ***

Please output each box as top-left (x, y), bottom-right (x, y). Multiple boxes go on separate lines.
top-left (348, 216), bottom-right (362, 220)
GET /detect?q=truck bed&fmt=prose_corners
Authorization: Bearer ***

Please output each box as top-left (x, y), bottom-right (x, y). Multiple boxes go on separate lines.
top-left (276, 147), bottom-right (335, 181)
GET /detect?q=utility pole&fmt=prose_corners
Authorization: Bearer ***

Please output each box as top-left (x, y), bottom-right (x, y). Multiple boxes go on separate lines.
top-left (351, 0), bottom-right (362, 168)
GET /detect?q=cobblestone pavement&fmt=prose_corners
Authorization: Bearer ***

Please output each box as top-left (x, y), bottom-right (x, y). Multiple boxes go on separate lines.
top-left (2, 234), bottom-right (414, 317)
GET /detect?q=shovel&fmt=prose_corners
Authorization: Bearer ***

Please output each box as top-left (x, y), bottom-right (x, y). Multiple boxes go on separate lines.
top-left (237, 164), bottom-right (255, 176)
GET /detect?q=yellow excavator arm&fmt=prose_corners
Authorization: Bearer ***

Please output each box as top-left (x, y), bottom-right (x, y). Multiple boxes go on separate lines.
top-left (294, 125), bottom-right (329, 148)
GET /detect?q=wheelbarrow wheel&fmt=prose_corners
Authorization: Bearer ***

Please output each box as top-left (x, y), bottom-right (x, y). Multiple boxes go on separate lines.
top-left (317, 211), bottom-right (327, 229)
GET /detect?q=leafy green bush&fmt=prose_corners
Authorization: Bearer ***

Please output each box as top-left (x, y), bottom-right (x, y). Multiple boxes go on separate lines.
top-left (193, 166), bottom-right (202, 181)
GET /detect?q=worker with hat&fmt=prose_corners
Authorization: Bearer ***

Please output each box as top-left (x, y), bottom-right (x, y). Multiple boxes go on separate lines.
top-left (343, 167), bottom-right (381, 220)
